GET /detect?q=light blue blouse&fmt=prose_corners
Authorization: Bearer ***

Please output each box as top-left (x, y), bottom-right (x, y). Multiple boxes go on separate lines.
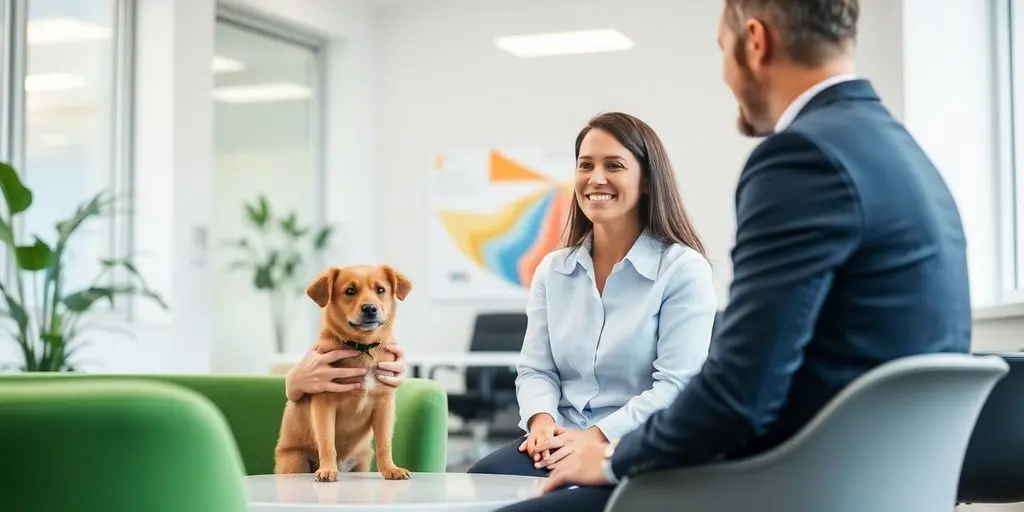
top-left (515, 231), bottom-right (717, 440)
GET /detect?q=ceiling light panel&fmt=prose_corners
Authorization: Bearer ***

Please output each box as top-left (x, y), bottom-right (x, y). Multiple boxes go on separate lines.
top-left (495, 29), bottom-right (634, 58)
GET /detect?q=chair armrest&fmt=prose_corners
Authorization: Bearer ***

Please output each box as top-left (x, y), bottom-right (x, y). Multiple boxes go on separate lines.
top-left (605, 443), bottom-right (879, 511)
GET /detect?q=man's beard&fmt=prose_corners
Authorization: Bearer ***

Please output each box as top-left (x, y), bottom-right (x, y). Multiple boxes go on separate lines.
top-left (733, 47), bottom-right (773, 138)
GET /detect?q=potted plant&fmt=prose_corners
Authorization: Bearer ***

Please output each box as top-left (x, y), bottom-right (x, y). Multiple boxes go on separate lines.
top-left (0, 162), bottom-right (168, 372)
top-left (223, 194), bottom-right (333, 354)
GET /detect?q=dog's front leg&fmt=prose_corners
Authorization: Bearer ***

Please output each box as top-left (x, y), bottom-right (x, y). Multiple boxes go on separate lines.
top-left (311, 397), bottom-right (339, 482)
top-left (372, 393), bottom-right (410, 480)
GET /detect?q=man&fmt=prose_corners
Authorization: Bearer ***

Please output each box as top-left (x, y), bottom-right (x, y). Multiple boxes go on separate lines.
top-left (495, 0), bottom-right (971, 510)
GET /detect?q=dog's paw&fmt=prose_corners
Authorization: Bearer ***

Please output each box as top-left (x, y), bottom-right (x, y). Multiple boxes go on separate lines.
top-left (314, 467), bottom-right (338, 482)
top-left (380, 465), bottom-right (410, 480)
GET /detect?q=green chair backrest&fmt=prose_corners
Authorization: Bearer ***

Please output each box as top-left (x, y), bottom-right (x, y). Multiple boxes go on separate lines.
top-left (0, 379), bottom-right (248, 512)
top-left (0, 374), bottom-right (449, 474)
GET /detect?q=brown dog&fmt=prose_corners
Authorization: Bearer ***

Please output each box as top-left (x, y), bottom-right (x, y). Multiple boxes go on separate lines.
top-left (273, 264), bottom-right (412, 482)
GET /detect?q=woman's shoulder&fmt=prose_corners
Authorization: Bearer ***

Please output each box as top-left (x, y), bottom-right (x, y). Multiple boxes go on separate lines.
top-left (527, 246), bottom-right (582, 286)
top-left (536, 246), bottom-right (580, 274)
top-left (658, 241), bottom-right (713, 280)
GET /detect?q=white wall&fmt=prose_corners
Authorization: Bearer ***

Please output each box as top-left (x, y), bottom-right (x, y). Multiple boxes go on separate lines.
top-left (374, 0), bottom-right (905, 357)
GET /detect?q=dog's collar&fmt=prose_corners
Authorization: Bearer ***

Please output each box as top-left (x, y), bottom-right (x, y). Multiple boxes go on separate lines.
top-left (343, 340), bottom-right (381, 353)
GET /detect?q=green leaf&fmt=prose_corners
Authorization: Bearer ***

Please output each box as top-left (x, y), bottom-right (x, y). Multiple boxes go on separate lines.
top-left (56, 193), bottom-right (109, 242)
top-left (0, 162), bottom-right (33, 215)
top-left (254, 265), bottom-right (274, 290)
top-left (40, 332), bottom-right (65, 372)
top-left (0, 282), bottom-right (33, 370)
top-left (245, 195), bottom-right (271, 228)
top-left (313, 226), bottom-right (333, 250)
top-left (280, 212), bottom-right (309, 238)
top-left (0, 285), bottom-right (29, 332)
top-left (15, 236), bottom-right (54, 271)
top-left (0, 218), bottom-right (13, 246)
top-left (64, 282), bottom-right (169, 313)
top-left (97, 258), bottom-right (169, 309)
top-left (100, 258), bottom-right (151, 290)
top-left (63, 286), bottom-right (118, 312)
top-left (281, 253), bottom-right (300, 278)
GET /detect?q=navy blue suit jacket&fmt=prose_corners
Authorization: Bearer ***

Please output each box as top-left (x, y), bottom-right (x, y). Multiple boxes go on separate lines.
top-left (610, 79), bottom-right (972, 477)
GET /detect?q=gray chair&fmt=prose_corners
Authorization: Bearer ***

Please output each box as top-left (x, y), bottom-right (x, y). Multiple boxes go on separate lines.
top-left (604, 353), bottom-right (1009, 512)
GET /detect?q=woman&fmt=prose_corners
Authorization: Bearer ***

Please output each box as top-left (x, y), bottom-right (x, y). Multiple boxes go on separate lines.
top-left (468, 112), bottom-right (717, 476)
top-left (285, 344), bottom-right (407, 401)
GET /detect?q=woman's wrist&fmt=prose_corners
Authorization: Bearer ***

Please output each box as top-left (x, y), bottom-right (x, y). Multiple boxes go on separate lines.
top-left (527, 413), bottom-right (555, 430)
top-left (586, 426), bottom-right (609, 443)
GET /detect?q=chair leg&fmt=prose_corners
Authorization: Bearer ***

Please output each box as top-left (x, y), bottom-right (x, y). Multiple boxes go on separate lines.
top-left (468, 420), bottom-right (491, 460)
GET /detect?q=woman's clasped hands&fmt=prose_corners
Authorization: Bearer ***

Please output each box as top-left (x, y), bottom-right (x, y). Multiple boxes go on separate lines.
top-left (519, 413), bottom-right (607, 470)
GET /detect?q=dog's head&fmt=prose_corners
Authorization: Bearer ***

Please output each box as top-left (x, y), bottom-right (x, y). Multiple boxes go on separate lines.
top-left (305, 264), bottom-right (412, 335)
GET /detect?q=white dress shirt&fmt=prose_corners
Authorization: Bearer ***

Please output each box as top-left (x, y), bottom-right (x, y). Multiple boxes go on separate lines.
top-left (515, 230), bottom-right (718, 440)
top-left (774, 74), bottom-right (859, 133)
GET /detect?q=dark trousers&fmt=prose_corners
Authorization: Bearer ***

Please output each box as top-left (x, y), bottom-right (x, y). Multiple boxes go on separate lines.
top-left (467, 436), bottom-right (614, 512)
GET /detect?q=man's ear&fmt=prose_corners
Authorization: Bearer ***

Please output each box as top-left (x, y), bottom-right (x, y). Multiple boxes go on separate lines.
top-left (382, 265), bottom-right (412, 301)
top-left (306, 267), bottom-right (340, 308)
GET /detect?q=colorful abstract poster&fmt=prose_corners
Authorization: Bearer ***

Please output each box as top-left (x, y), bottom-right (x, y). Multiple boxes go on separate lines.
top-left (430, 147), bottom-right (574, 299)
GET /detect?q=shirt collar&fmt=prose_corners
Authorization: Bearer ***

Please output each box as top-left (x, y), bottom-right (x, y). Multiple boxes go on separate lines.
top-left (555, 229), bottom-right (663, 281)
top-left (774, 74), bottom-right (859, 133)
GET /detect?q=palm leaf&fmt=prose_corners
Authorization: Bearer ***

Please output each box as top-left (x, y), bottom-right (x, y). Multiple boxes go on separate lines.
top-left (0, 162), bottom-right (32, 216)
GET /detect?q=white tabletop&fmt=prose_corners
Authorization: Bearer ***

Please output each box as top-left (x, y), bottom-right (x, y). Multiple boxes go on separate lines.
top-left (245, 472), bottom-right (544, 511)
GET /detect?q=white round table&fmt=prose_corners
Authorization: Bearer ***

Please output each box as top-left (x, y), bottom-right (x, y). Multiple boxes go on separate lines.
top-left (245, 473), bottom-right (545, 511)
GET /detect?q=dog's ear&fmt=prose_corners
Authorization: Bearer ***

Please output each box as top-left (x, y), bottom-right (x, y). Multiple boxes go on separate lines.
top-left (382, 265), bottom-right (412, 301)
top-left (306, 267), bottom-right (340, 308)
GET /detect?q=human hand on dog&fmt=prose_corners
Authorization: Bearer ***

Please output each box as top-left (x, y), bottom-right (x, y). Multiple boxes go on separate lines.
top-left (374, 344), bottom-right (406, 388)
top-left (285, 348), bottom-right (368, 401)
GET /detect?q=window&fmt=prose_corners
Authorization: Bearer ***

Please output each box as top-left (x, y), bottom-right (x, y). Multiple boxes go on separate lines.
top-left (2, 0), bottom-right (134, 313)
top-left (210, 10), bottom-right (327, 362)
top-left (1000, 0), bottom-right (1024, 300)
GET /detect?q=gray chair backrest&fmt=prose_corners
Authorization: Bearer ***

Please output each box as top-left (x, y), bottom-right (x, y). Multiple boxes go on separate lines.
top-left (606, 353), bottom-right (1009, 512)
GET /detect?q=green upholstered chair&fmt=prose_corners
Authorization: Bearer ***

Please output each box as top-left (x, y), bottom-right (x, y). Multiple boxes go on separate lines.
top-left (0, 379), bottom-right (249, 512)
top-left (0, 374), bottom-right (449, 475)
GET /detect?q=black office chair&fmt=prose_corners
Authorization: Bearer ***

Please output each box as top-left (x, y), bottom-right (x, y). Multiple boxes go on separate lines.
top-left (430, 312), bottom-right (526, 461)
top-left (957, 352), bottom-right (1024, 504)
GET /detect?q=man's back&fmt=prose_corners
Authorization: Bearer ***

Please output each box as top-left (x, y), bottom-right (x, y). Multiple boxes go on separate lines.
top-left (731, 78), bottom-right (972, 456)
top-left (609, 79), bottom-right (972, 476)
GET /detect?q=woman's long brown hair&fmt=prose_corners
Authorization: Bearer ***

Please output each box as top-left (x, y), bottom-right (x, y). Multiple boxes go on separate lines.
top-left (561, 112), bottom-right (707, 257)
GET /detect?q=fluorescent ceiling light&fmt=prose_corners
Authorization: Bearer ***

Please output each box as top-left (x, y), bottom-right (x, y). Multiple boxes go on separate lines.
top-left (212, 55), bottom-right (246, 73)
top-left (24, 73), bottom-right (88, 92)
top-left (495, 29), bottom-right (633, 58)
top-left (213, 82), bottom-right (312, 104)
top-left (27, 17), bottom-right (111, 45)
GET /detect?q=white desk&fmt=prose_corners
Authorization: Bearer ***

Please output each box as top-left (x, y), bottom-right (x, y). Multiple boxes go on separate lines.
top-left (405, 352), bottom-right (520, 381)
top-left (245, 472), bottom-right (543, 511)
top-left (405, 352), bottom-right (520, 376)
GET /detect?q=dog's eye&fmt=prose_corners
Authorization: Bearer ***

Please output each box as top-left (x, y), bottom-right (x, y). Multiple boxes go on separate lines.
top-left (376, 286), bottom-right (386, 294)
top-left (345, 287), bottom-right (357, 296)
